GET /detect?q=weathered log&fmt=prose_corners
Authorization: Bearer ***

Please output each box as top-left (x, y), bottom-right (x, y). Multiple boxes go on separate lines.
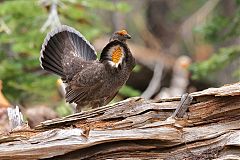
top-left (0, 83), bottom-right (239, 160)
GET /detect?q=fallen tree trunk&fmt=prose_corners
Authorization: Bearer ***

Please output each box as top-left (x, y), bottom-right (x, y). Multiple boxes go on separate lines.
top-left (0, 83), bottom-right (240, 160)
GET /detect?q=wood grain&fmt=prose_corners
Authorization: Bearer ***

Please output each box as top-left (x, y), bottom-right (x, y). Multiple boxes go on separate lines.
top-left (0, 82), bottom-right (239, 160)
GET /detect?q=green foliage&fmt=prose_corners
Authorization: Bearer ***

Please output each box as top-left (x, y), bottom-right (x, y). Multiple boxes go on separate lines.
top-left (194, 6), bottom-right (240, 43)
top-left (0, 0), bottom-right (130, 105)
top-left (194, 15), bottom-right (230, 43)
top-left (190, 46), bottom-right (240, 80)
top-left (119, 85), bottom-right (141, 97)
top-left (74, 0), bottom-right (131, 12)
top-left (0, 58), bottom-right (57, 103)
top-left (191, 1), bottom-right (240, 81)
top-left (55, 101), bottom-right (73, 117)
top-left (168, 0), bottom-right (207, 22)
top-left (132, 64), bottom-right (141, 73)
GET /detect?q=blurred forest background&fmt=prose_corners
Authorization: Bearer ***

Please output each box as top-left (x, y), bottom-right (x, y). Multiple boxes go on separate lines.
top-left (0, 0), bottom-right (239, 128)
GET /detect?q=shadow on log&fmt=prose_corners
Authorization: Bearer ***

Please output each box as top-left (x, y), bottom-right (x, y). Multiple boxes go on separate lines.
top-left (0, 83), bottom-right (239, 160)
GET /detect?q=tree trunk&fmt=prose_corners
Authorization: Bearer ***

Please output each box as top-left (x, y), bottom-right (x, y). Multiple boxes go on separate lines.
top-left (0, 83), bottom-right (239, 160)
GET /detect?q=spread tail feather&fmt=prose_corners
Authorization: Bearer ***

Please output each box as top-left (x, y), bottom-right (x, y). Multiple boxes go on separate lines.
top-left (40, 25), bottom-right (97, 80)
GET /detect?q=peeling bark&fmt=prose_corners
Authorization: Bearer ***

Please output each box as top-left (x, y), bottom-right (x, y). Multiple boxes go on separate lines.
top-left (0, 82), bottom-right (239, 160)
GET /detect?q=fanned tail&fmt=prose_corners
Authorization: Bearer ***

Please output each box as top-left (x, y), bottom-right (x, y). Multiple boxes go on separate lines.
top-left (40, 25), bottom-right (97, 80)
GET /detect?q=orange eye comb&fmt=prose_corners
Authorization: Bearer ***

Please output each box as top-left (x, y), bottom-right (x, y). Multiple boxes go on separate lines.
top-left (117, 30), bottom-right (128, 36)
top-left (112, 47), bottom-right (123, 64)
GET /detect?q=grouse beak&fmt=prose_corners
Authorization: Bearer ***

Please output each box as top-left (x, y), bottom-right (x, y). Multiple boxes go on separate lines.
top-left (124, 34), bottom-right (131, 39)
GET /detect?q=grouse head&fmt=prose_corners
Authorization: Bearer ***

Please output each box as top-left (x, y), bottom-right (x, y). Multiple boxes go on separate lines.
top-left (101, 30), bottom-right (133, 70)
top-left (110, 30), bottom-right (131, 43)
